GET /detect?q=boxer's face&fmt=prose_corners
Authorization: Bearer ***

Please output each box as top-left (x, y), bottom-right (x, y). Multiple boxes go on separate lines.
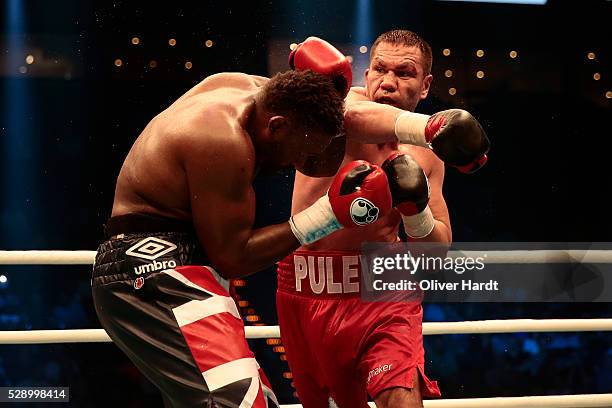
top-left (365, 42), bottom-right (432, 112)
top-left (264, 117), bottom-right (333, 170)
top-left (288, 127), bottom-right (334, 170)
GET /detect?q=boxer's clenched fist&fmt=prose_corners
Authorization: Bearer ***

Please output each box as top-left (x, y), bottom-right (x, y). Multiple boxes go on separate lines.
top-left (289, 36), bottom-right (352, 97)
top-left (289, 160), bottom-right (392, 245)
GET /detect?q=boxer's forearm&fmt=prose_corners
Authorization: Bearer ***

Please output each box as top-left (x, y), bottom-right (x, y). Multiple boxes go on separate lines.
top-left (345, 101), bottom-right (490, 173)
top-left (409, 220), bottom-right (452, 244)
top-left (343, 101), bottom-right (402, 144)
top-left (214, 223), bottom-right (300, 278)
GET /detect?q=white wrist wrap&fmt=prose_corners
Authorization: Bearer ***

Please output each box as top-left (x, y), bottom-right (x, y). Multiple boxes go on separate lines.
top-left (394, 111), bottom-right (431, 147)
top-left (402, 206), bottom-right (435, 239)
top-left (289, 195), bottom-right (342, 245)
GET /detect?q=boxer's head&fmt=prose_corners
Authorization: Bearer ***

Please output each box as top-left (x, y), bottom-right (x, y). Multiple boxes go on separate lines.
top-left (365, 30), bottom-right (433, 112)
top-left (255, 70), bottom-right (344, 172)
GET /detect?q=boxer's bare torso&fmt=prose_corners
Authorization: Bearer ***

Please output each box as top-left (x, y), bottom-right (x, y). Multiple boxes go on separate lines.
top-left (112, 72), bottom-right (268, 220)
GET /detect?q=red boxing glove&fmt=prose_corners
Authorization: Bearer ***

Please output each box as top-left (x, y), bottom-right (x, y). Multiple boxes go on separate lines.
top-left (289, 161), bottom-right (392, 245)
top-left (328, 160), bottom-right (392, 227)
top-left (289, 36), bottom-right (353, 97)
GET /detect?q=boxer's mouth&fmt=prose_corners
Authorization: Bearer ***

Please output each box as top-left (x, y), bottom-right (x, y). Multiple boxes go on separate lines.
top-left (376, 96), bottom-right (399, 107)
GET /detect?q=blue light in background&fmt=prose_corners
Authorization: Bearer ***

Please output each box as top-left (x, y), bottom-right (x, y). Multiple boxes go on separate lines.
top-left (352, 0), bottom-right (374, 86)
top-left (2, 0), bottom-right (39, 248)
top-left (354, 0), bottom-right (373, 46)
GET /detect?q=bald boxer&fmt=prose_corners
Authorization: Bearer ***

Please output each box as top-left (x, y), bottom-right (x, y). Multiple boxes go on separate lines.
top-left (92, 68), bottom-right (395, 407)
top-left (278, 31), bottom-right (489, 408)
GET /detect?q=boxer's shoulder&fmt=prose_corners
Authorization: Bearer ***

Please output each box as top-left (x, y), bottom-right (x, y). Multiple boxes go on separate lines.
top-left (199, 72), bottom-right (268, 91)
top-left (398, 143), bottom-right (442, 176)
top-left (165, 73), bottom-right (263, 114)
top-left (158, 92), bottom-right (244, 140)
top-left (179, 113), bottom-right (252, 157)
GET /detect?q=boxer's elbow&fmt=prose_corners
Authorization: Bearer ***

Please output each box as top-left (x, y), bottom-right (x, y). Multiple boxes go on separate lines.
top-left (212, 256), bottom-right (254, 279)
top-left (344, 102), bottom-right (396, 144)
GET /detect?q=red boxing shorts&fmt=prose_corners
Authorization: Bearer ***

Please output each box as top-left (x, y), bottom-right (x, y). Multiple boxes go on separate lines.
top-left (277, 250), bottom-right (440, 408)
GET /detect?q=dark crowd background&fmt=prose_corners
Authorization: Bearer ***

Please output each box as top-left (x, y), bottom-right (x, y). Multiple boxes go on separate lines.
top-left (0, 0), bottom-right (610, 406)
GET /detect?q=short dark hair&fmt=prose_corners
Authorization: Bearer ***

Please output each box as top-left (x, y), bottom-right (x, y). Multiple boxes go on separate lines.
top-left (261, 70), bottom-right (344, 137)
top-left (370, 30), bottom-right (433, 75)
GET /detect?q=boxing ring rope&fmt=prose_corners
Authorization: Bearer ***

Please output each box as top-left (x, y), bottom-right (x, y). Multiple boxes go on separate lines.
top-left (284, 394), bottom-right (612, 408)
top-left (0, 250), bottom-right (97, 264)
top-left (1, 250), bottom-right (611, 407)
top-left (3, 249), bottom-right (612, 265)
top-left (1, 319), bottom-right (611, 344)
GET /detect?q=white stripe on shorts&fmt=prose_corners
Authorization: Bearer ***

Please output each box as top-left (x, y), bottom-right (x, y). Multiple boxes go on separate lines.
top-left (203, 357), bottom-right (260, 391)
top-left (172, 295), bottom-right (240, 327)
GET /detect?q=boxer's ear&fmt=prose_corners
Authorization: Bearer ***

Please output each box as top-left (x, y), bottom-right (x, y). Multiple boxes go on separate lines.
top-left (267, 116), bottom-right (289, 141)
top-left (420, 74), bottom-right (433, 100)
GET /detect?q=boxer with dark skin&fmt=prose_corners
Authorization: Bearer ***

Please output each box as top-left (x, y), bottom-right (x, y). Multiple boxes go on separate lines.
top-left (93, 67), bottom-right (396, 407)
top-left (111, 71), bottom-right (343, 276)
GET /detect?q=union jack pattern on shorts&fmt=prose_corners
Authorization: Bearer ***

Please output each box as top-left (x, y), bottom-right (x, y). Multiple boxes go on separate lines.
top-left (93, 232), bottom-right (279, 408)
top-left (168, 265), bottom-right (279, 408)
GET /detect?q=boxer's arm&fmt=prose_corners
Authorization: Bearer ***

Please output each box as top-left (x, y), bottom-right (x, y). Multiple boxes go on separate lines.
top-left (345, 102), bottom-right (488, 172)
top-left (346, 86), bottom-right (369, 104)
top-left (343, 100), bottom-right (403, 144)
top-left (402, 147), bottom-right (452, 243)
top-left (186, 135), bottom-right (299, 278)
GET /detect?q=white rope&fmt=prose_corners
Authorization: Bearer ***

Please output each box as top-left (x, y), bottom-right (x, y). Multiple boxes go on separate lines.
top-left (0, 329), bottom-right (110, 344)
top-left (0, 250), bottom-right (96, 265)
top-left (280, 393), bottom-right (612, 407)
top-left (1, 319), bottom-right (610, 344)
top-left (1, 249), bottom-right (612, 265)
top-left (470, 249), bottom-right (612, 264)
top-left (422, 319), bottom-right (612, 335)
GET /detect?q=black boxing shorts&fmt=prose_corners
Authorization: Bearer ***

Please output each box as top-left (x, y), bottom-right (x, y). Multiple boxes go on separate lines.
top-left (92, 213), bottom-right (278, 408)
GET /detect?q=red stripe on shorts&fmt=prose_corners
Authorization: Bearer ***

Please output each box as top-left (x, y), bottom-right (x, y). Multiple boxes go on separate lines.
top-left (179, 312), bottom-right (253, 374)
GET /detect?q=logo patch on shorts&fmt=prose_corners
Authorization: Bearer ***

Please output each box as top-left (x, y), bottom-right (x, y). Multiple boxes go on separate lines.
top-left (133, 276), bottom-right (145, 290)
top-left (126, 237), bottom-right (177, 260)
top-left (367, 363), bottom-right (392, 383)
top-left (350, 198), bottom-right (379, 225)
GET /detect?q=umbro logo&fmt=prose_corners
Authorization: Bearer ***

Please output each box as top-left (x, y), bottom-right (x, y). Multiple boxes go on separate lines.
top-left (126, 237), bottom-right (177, 260)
